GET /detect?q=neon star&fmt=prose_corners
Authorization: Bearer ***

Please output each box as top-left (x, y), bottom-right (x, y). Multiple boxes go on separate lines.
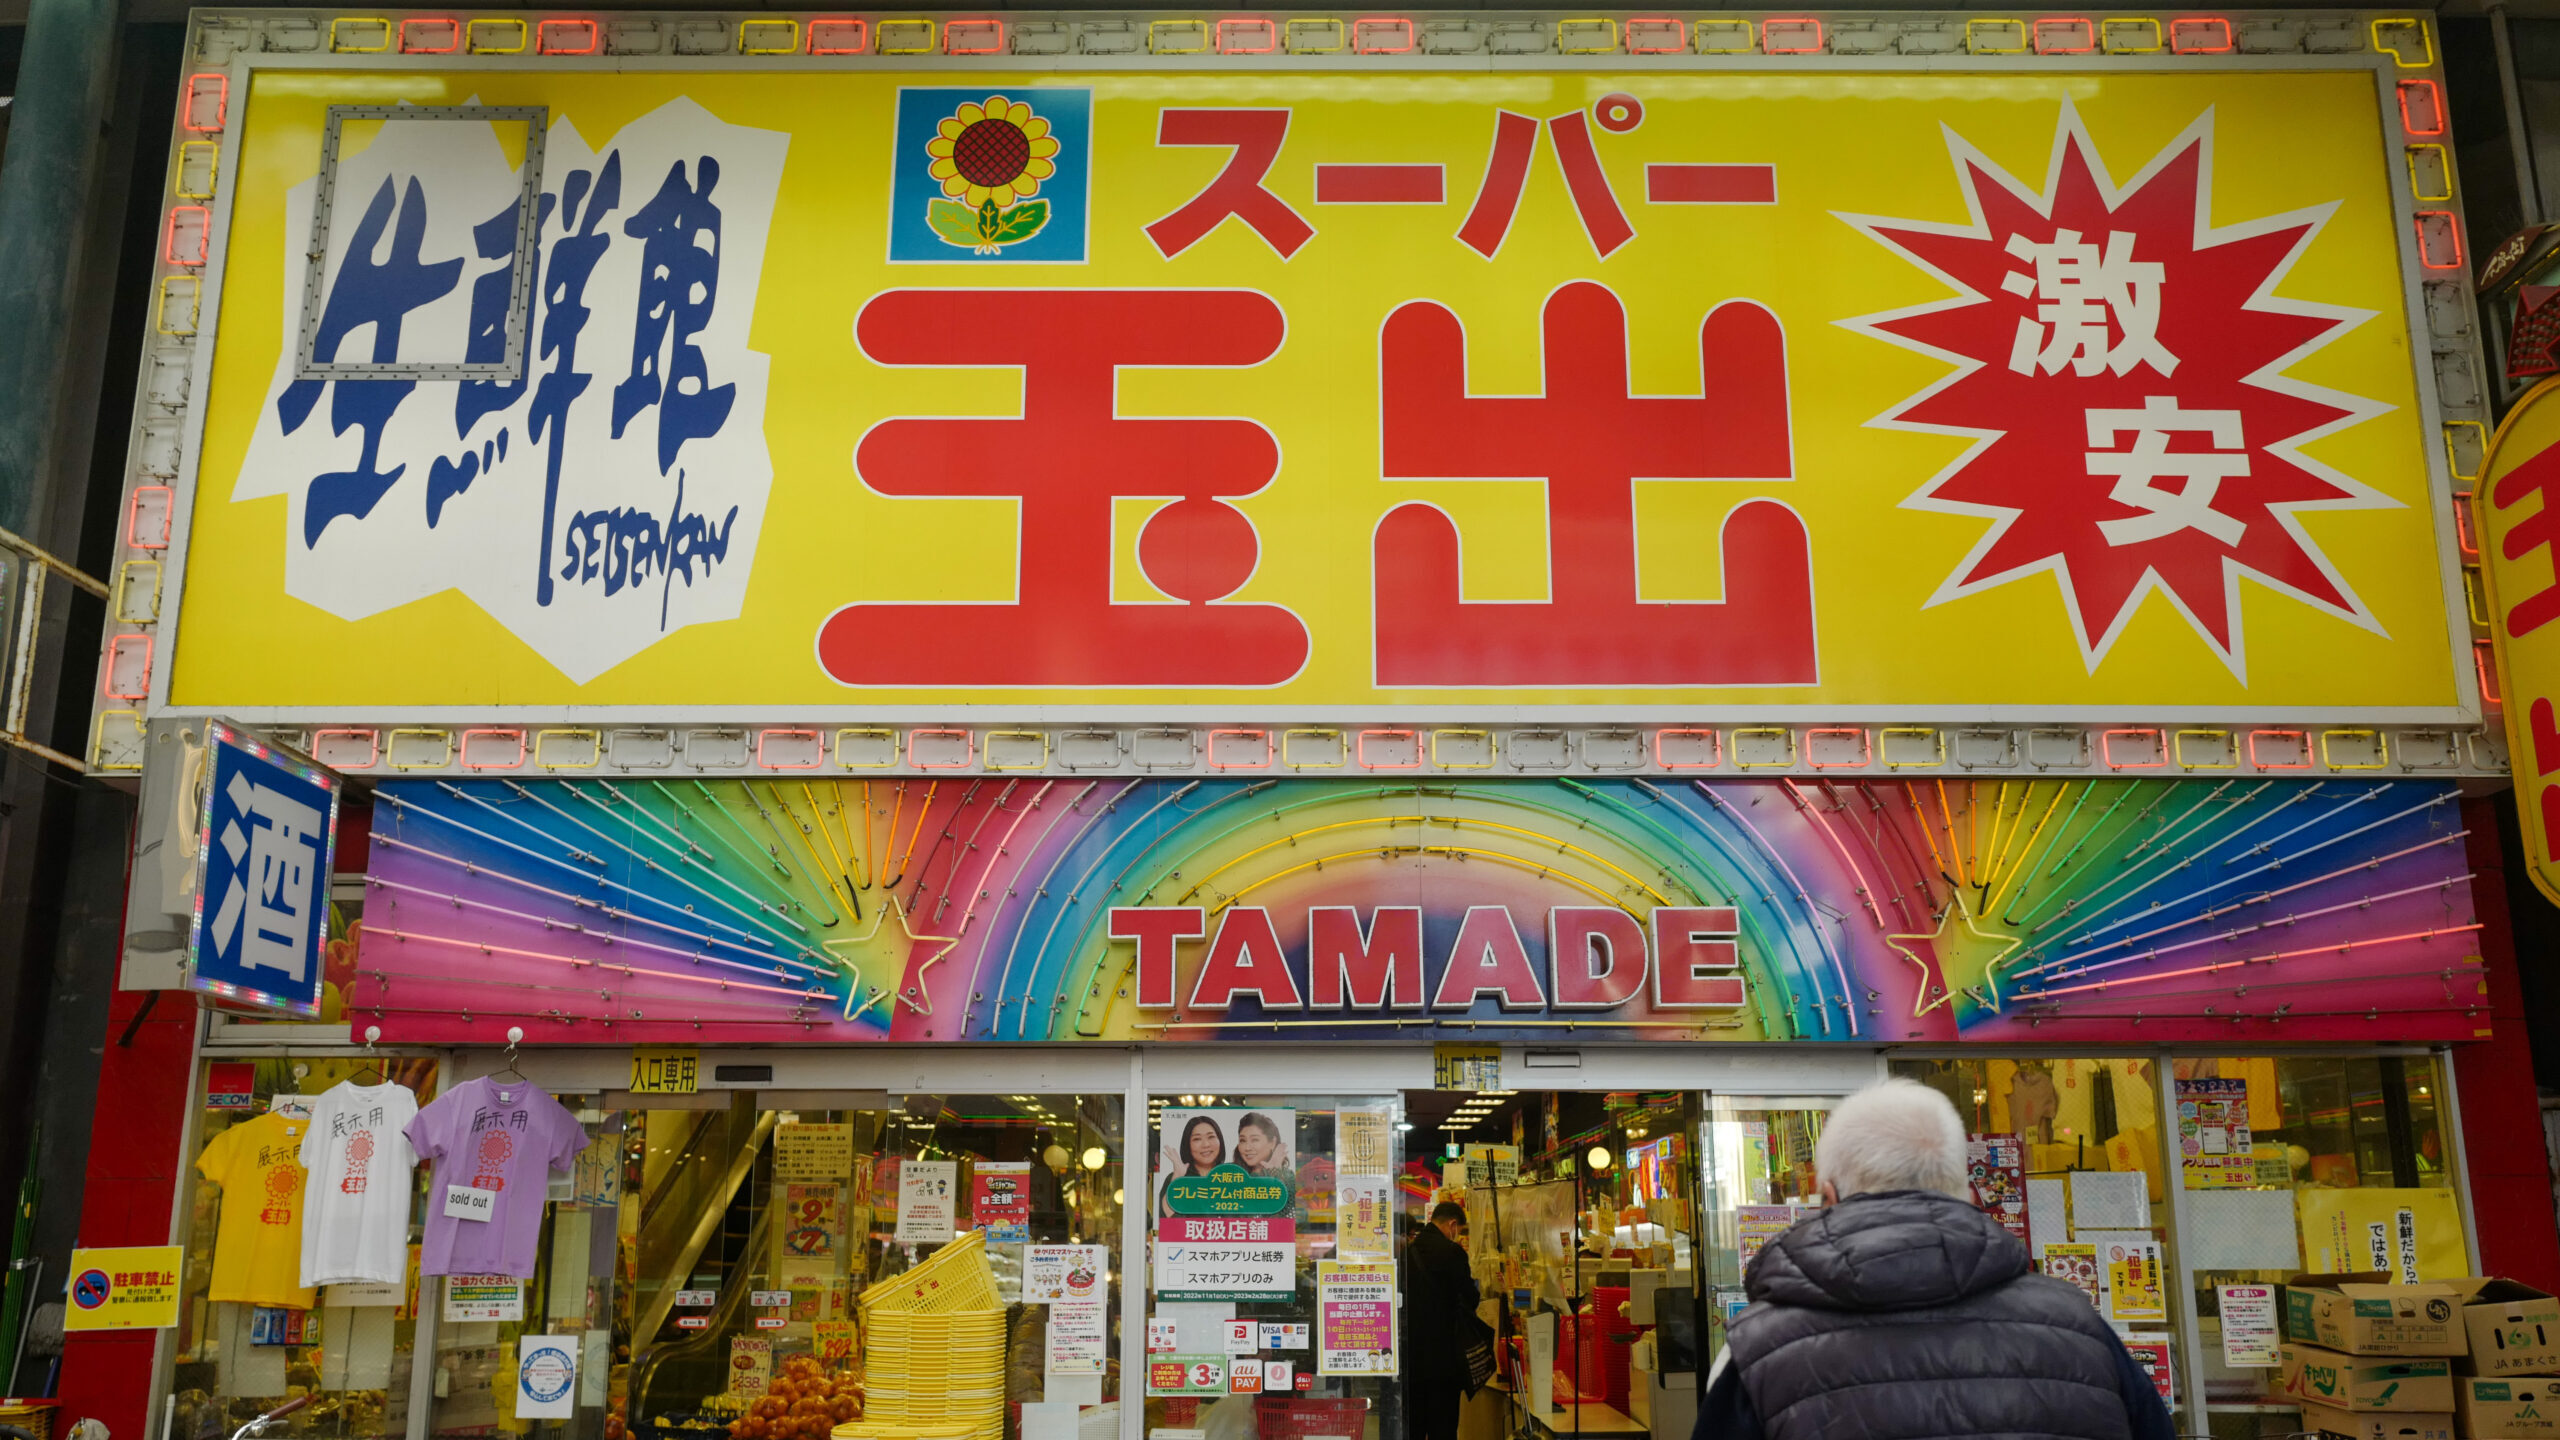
top-left (1885, 890), bottom-right (2023, 1018)
top-left (819, 893), bottom-right (958, 1020)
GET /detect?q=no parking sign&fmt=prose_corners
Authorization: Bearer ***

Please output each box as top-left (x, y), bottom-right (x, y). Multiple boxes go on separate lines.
top-left (61, 1246), bottom-right (183, 1331)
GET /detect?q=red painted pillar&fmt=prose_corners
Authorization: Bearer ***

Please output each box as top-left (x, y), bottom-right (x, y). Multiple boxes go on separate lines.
top-left (52, 987), bottom-right (195, 1431)
top-left (2458, 800), bottom-right (2560, 1290)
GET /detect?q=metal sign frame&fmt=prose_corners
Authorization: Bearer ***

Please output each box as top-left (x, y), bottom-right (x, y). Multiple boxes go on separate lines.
top-left (295, 104), bottom-right (550, 381)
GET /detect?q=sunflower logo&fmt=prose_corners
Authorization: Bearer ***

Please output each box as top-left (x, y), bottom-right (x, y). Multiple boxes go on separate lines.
top-left (924, 96), bottom-right (1061, 254)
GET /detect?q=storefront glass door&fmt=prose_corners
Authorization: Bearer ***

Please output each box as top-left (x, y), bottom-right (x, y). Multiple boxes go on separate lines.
top-left (1141, 1092), bottom-right (1403, 1440)
top-left (1694, 1094), bottom-right (1838, 1349)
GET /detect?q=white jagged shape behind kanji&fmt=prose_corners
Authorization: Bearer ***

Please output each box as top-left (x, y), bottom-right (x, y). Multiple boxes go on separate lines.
top-left (233, 98), bottom-right (787, 685)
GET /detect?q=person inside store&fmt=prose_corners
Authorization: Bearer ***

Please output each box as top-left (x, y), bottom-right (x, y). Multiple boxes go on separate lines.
top-left (1692, 1079), bottom-right (2174, 1440)
top-left (1403, 1200), bottom-right (1479, 1440)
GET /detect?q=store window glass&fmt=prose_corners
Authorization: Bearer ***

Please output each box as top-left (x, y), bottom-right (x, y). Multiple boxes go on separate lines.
top-left (2173, 1055), bottom-right (2462, 1440)
top-left (172, 1054), bottom-right (442, 1440)
top-left (405, 1089), bottom-right (1122, 1440)
top-left (1695, 1096), bottom-right (1833, 1361)
top-left (1890, 1059), bottom-right (2184, 1424)
top-left (1144, 1093), bottom-right (1398, 1440)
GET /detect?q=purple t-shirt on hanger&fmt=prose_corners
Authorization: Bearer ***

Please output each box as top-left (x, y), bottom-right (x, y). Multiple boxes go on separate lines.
top-left (405, 1075), bottom-right (588, 1278)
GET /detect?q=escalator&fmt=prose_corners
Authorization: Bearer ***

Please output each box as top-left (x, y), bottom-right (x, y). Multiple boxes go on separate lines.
top-left (628, 1101), bottom-right (781, 1430)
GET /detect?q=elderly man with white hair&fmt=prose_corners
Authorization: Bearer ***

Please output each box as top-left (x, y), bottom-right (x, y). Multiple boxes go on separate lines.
top-left (1690, 1079), bottom-right (2175, 1440)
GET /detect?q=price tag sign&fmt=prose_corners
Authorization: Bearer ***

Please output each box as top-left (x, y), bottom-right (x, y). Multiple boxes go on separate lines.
top-left (752, 1290), bottom-right (791, 1308)
top-left (443, 1184), bottom-right (497, 1222)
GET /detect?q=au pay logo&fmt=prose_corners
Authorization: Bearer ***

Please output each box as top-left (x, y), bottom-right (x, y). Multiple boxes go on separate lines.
top-left (889, 87), bottom-right (1092, 262)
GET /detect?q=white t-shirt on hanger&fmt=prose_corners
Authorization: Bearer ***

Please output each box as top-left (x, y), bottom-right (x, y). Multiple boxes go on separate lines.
top-left (299, 1080), bottom-right (421, 1288)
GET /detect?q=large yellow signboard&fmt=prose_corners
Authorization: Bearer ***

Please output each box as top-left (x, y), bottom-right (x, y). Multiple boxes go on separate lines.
top-left (166, 65), bottom-right (2466, 717)
top-left (2475, 378), bottom-right (2560, 904)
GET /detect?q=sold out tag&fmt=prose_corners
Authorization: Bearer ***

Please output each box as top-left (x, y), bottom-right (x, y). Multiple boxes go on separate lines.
top-left (443, 1184), bottom-right (497, 1222)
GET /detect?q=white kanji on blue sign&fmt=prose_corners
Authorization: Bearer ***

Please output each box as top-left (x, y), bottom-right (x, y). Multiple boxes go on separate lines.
top-left (190, 721), bottom-right (339, 1015)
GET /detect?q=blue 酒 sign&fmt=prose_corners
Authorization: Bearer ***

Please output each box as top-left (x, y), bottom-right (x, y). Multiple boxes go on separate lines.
top-left (189, 720), bottom-right (340, 1016)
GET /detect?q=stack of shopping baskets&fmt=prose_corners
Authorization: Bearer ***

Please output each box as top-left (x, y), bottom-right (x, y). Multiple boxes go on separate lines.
top-left (835, 1229), bottom-right (1006, 1440)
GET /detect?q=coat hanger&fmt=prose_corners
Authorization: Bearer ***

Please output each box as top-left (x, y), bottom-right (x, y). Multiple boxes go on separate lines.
top-left (490, 1026), bottom-right (528, 1084)
top-left (271, 1066), bottom-right (314, 1120)
top-left (347, 1025), bottom-right (387, 1088)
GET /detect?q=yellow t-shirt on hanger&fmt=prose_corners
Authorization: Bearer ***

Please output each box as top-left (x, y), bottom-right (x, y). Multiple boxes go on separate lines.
top-left (197, 1109), bottom-right (317, 1309)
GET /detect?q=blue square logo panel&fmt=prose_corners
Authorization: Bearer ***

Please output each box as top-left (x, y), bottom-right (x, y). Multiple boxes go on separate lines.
top-left (890, 87), bottom-right (1092, 264)
top-left (190, 720), bottom-right (340, 1016)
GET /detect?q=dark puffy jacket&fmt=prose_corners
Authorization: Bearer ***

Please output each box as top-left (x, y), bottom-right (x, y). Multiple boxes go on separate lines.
top-left (1724, 1191), bottom-right (2140, 1440)
top-left (1402, 1222), bottom-right (1480, 1388)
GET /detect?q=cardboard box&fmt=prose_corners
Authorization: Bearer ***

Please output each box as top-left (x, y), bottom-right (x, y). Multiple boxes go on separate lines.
top-left (2451, 1281), bottom-right (2560, 1377)
top-left (2455, 1376), bottom-right (2560, 1438)
top-left (2278, 1345), bottom-right (2457, 1411)
top-left (2297, 1405), bottom-right (2454, 1440)
top-left (2288, 1274), bottom-right (2471, 1357)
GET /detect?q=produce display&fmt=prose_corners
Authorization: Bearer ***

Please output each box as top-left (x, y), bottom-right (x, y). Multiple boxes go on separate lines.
top-left (727, 1354), bottom-right (864, 1440)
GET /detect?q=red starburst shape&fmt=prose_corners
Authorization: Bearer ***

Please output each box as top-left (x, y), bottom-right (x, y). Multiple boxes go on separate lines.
top-left (1841, 102), bottom-right (2394, 674)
